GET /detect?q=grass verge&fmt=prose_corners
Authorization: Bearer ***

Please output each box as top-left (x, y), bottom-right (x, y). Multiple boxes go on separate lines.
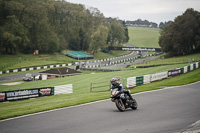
top-left (0, 64), bottom-right (193, 92)
top-left (0, 68), bottom-right (199, 120)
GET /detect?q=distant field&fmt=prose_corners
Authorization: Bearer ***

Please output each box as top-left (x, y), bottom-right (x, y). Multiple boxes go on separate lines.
top-left (128, 27), bottom-right (160, 48)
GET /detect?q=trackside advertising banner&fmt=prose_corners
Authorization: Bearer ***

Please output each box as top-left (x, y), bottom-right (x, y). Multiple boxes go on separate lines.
top-left (0, 93), bottom-right (6, 102)
top-left (6, 89), bottom-right (39, 101)
top-left (168, 69), bottom-right (181, 77)
top-left (127, 61), bottom-right (200, 88)
top-left (0, 87), bottom-right (54, 102)
top-left (39, 88), bottom-right (54, 96)
top-left (108, 46), bottom-right (162, 52)
top-left (150, 71), bottom-right (168, 82)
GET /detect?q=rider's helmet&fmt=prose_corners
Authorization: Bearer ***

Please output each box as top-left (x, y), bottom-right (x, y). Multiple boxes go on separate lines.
top-left (110, 78), bottom-right (117, 86)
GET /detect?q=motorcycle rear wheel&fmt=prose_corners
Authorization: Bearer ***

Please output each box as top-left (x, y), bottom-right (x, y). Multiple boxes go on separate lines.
top-left (115, 99), bottom-right (125, 112)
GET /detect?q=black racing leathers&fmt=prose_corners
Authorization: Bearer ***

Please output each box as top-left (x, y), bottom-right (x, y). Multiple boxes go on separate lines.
top-left (111, 83), bottom-right (133, 100)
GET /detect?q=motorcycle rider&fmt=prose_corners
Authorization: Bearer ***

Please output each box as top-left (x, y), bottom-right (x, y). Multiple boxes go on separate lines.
top-left (110, 78), bottom-right (134, 100)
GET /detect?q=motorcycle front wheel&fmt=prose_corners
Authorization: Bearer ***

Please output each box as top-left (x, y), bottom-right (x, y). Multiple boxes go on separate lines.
top-left (115, 99), bottom-right (125, 112)
top-left (130, 99), bottom-right (138, 110)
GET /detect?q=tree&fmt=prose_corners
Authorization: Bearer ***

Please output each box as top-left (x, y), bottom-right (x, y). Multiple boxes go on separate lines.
top-left (107, 19), bottom-right (126, 46)
top-left (0, 0), bottom-right (129, 54)
top-left (0, 15), bottom-right (29, 53)
top-left (89, 25), bottom-right (108, 54)
top-left (159, 21), bottom-right (173, 30)
top-left (159, 8), bottom-right (200, 56)
top-left (122, 21), bottom-right (129, 43)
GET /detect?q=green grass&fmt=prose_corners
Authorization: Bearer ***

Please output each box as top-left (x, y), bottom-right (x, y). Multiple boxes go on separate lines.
top-left (93, 51), bottom-right (131, 60)
top-left (0, 27), bottom-right (160, 71)
top-left (0, 68), bottom-right (199, 120)
top-left (128, 27), bottom-right (160, 48)
top-left (1, 53), bottom-right (200, 92)
top-left (134, 53), bottom-right (200, 67)
top-left (0, 53), bottom-right (75, 71)
top-left (0, 63), bottom-right (192, 92)
top-left (131, 68), bottom-right (200, 94)
top-left (0, 51), bottom-right (131, 71)
top-left (0, 27), bottom-right (199, 120)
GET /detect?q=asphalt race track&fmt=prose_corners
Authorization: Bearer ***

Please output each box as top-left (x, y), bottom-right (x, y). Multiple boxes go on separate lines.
top-left (0, 82), bottom-right (200, 133)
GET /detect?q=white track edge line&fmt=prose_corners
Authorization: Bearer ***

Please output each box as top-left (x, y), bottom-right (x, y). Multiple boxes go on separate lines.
top-left (1, 81), bottom-right (200, 123)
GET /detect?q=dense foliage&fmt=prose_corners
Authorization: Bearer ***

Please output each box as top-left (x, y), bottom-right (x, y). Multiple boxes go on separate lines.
top-left (0, 0), bottom-right (129, 54)
top-left (159, 21), bottom-right (173, 29)
top-left (159, 8), bottom-right (200, 57)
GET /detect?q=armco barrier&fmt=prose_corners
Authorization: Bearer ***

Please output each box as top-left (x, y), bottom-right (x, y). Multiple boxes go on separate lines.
top-left (0, 63), bottom-right (70, 75)
top-left (143, 75), bottom-right (150, 84)
top-left (190, 64), bottom-right (194, 71)
top-left (196, 62), bottom-right (199, 68)
top-left (126, 61), bottom-right (200, 88)
top-left (194, 63), bottom-right (196, 69)
top-left (150, 71), bottom-right (168, 82)
top-left (0, 62), bottom-right (79, 75)
top-left (136, 76), bottom-right (144, 86)
top-left (184, 66), bottom-right (188, 73)
top-left (127, 72), bottom-right (168, 88)
top-left (180, 68), bottom-right (184, 74)
top-left (127, 77), bottom-right (136, 88)
top-left (168, 69), bottom-right (181, 77)
top-left (187, 65), bottom-right (191, 72)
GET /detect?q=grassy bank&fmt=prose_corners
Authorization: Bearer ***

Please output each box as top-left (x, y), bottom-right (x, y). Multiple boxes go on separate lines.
top-left (0, 68), bottom-right (199, 120)
top-left (0, 51), bottom-right (130, 71)
top-left (0, 54), bottom-right (199, 120)
top-left (0, 53), bottom-right (75, 71)
top-left (1, 53), bottom-right (199, 92)
top-left (0, 62), bottom-right (194, 92)
top-left (135, 53), bottom-right (200, 67)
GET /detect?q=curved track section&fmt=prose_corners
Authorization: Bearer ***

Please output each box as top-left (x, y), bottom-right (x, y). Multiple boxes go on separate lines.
top-left (0, 82), bottom-right (200, 133)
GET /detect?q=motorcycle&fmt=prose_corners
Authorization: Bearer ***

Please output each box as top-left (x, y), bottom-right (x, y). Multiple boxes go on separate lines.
top-left (111, 88), bottom-right (138, 112)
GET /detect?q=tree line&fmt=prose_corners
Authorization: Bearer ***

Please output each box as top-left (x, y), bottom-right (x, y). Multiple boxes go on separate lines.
top-left (126, 19), bottom-right (158, 28)
top-left (159, 8), bottom-right (200, 57)
top-left (159, 21), bottom-right (173, 30)
top-left (0, 0), bottom-right (129, 54)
